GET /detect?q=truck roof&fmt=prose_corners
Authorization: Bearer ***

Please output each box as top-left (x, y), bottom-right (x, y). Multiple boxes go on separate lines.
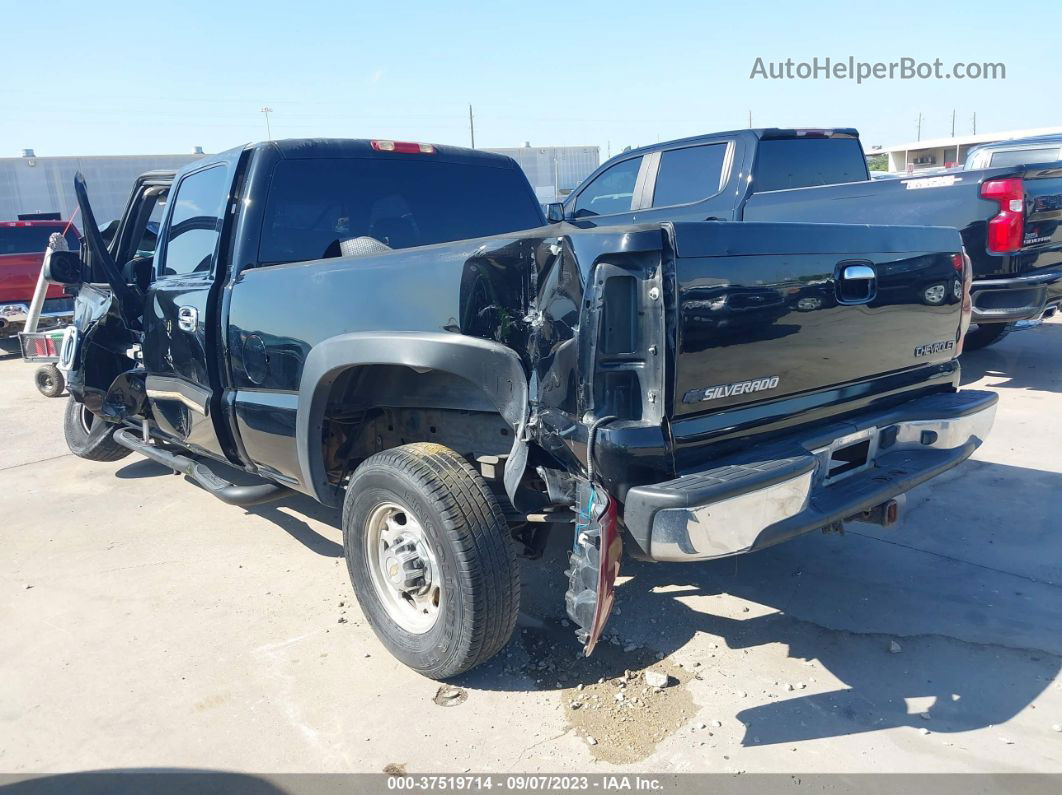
top-left (195, 138), bottom-right (523, 172)
top-left (607, 127), bottom-right (861, 162)
top-left (969, 133), bottom-right (1062, 151)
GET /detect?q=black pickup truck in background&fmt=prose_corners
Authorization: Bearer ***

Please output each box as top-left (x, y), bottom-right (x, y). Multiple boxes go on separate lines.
top-left (48, 138), bottom-right (995, 678)
top-left (552, 128), bottom-right (1062, 350)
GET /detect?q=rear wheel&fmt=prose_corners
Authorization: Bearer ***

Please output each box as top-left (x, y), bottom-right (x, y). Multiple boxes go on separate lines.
top-left (63, 398), bottom-right (131, 462)
top-left (35, 364), bottom-right (65, 398)
top-left (963, 323), bottom-right (1010, 351)
top-left (343, 443), bottom-right (519, 679)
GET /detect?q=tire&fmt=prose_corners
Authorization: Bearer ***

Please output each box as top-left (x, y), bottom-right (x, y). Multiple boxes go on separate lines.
top-left (963, 323), bottom-right (1010, 351)
top-left (343, 442), bottom-right (519, 679)
top-left (35, 364), bottom-right (65, 398)
top-left (63, 398), bottom-right (132, 462)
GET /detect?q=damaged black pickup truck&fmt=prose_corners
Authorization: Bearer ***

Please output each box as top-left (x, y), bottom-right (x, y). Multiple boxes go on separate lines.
top-left (49, 138), bottom-right (997, 678)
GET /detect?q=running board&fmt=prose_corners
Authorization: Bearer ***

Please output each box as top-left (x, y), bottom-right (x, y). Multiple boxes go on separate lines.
top-left (113, 429), bottom-right (288, 507)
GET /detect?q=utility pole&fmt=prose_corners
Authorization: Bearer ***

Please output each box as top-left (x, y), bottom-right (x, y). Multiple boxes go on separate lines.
top-left (971, 112), bottom-right (977, 135)
top-left (260, 106), bottom-right (273, 140)
top-left (951, 109), bottom-right (956, 137)
top-left (468, 104), bottom-right (475, 149)
top-left (916, 112), bottom-right (923, 141)
top-left (748, 110), bottom-right (752, 128)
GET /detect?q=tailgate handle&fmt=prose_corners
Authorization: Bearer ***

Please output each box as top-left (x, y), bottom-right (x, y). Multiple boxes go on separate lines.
top-left (843, 264), bottom-right (876, 280)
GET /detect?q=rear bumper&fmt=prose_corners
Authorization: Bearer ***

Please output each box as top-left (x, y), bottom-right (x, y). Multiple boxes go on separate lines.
top-left (0, 303), bottom-right (72, 338)
top-left (970, 268), bottom-right (1062, 324)
top-left (622, 389), bottom-right (997, 562)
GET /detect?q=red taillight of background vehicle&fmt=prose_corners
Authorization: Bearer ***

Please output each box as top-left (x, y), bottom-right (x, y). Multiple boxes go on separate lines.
top-left (370, 140), bottom-right (435, 154)
top-left (980, 177), bottom-right (1025, 253)
top-left (955, 250), bottom-right (974, 355)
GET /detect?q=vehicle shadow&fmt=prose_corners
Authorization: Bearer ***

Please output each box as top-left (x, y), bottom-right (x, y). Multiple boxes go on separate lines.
top-left (457, 457), bottom-right (1062, 748)
top-left (113, 457), bottom-right (343, 558)
top-left (960, 322), bottom-right (1062, 392)
top-left (107, 440), bottom-right (1062, 748)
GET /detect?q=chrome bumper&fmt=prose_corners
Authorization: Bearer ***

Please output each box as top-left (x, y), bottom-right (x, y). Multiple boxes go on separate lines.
top-left (624, 391), bottom-right (997, 562)
top-left (0, 302), bottom-right (73, 328)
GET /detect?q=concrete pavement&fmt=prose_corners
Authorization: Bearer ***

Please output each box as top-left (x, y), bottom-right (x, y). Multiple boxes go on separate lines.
top-left (1, 323), bottom-right (1060, 774)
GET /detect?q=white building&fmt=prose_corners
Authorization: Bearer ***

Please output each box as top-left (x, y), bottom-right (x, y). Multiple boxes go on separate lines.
top-left (484, 144), bottom-right (599, 203)
top-left (0, 142), bottom-right (599, 222)
top-left (0, 150), bottom-right (205, 224)
top-left (867, 126), bottom-right (1062, 173)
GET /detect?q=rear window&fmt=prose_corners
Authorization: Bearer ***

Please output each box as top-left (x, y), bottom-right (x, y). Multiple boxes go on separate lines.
top-left (0, 227), bottom-right (80, 255)
top-left (989, 147), bottom-right (1062, 168)
top-left (752, 138), bottom-right (869, 192)
top-left (258, 158), bottom-right (543, 265)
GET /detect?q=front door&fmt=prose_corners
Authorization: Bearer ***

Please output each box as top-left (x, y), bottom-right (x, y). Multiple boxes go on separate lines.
top-left (143, 163), bottom-right (231, 458)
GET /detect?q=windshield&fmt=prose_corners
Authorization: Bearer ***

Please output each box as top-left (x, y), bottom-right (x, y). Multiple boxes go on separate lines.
top-left (258, 157), bottom-right (544, 265)
top-left (0, 227), bottom-right (80, 256)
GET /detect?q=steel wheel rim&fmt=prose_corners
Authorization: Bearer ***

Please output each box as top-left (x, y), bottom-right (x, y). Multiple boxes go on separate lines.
top-left (77, 404), bottom-right (94, 434)
top-left (364, 501), bottom-right (441, 634)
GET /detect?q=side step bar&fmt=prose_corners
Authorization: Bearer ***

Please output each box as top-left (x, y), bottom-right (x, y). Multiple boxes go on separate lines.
top-left (113, 429), bottom-right (287, 507)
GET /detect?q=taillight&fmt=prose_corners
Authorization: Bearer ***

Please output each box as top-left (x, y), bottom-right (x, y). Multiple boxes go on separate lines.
top-left (980, 177), bottom-right (1025, 253)
top-left (955, 250), bottom-right (973, 355)
top-left (370, 140), bottom-right (435, 154)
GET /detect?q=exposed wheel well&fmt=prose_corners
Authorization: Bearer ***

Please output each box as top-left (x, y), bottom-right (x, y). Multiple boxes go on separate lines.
top-left (319, 364), bottom-right (515, 489)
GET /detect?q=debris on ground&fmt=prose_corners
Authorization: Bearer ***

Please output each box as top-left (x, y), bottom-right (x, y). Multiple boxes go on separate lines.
top-left (521, 621), bottom-right (694, 764)
top-left (433, 685), bottom-right (468, 707)
top-left (644, 670), bottom-right (669, 688)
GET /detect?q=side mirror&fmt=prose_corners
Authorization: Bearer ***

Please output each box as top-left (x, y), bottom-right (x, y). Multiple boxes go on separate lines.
top-left (546, 202), bottom-right (566, 224)
top-left (44, 250), bottom-right (84, 285)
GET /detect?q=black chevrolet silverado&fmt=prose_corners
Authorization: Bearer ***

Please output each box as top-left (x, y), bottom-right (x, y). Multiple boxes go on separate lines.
top-left (552, 128), bottom-right (1062, 350)
top-left (46, 138), bottom-right (996, 678)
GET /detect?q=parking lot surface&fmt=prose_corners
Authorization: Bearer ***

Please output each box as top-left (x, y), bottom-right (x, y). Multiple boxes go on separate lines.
top-left (1, 323), bottom-right (1061, 774)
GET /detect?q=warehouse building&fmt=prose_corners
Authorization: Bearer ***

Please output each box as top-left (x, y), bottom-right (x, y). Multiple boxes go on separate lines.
top-left (0, 149), bottom-right (205, 224)
top-left (484, 144), bottom-right (600, 202)
top-left (0, 142), bottom-right (599, 224)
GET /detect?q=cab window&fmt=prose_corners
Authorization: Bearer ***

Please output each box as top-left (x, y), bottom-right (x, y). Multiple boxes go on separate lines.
top-left (651, 144), bottom-right (728, 207)
top-left (159, 166), bottom-right (229, 278)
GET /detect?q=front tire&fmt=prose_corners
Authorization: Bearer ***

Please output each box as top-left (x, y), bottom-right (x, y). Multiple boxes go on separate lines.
top-left (343, 443), bottom-right (519, 679)
top-left (963, 323), bottom-right (1010, 351)
top-left (63, 398), bottom-right (131, 462)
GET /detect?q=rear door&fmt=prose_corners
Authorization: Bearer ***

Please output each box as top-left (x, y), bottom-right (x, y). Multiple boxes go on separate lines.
top-left (629, 140), bottom-right (738, 223)
top-left (143, 161), bottom-right (233, 457)
top-left (670, 222), bottom-right (965, 417)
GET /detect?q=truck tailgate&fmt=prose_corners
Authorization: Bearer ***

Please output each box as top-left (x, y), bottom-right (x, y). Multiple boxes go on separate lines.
top-left (0, 253), bottom-right (65, 304)
top-left (670, 222), bottom-right (964, 418)
top-left (1020, 163), bottom-right (1062, 273)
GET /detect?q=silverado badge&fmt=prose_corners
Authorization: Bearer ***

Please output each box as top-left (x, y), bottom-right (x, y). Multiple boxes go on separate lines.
top-left (683, 375), bottom-right (780, 404)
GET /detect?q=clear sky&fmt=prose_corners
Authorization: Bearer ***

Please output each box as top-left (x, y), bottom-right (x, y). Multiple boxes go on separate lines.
top-left (3, 0), bottom-right (1059, 159)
